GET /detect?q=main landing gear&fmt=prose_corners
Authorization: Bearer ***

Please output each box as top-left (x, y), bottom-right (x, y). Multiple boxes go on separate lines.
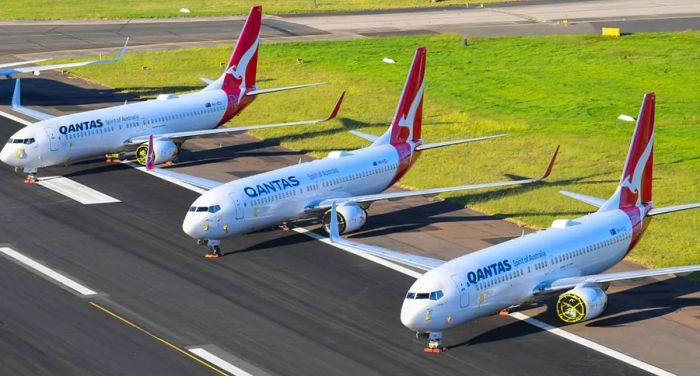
top-left (105, 152), bottom-right (125, 164)
top-left (198, 239), bottom-right (223, 259)
top-left (418, 332), bottom-right (446, 353)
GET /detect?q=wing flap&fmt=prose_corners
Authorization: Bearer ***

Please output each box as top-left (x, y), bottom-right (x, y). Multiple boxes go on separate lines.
top-left (329, 203), bottom-right (443, 271)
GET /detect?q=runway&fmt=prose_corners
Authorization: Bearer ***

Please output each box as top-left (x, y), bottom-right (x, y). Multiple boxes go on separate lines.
top-left (2, 0), bottom-right (699, 58)
top-left (0, 73), bottom-right (699, 375)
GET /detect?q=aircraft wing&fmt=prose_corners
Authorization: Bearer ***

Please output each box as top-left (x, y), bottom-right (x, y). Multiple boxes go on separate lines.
top-left (3, 38), bottom-right (128, 78)
top-left (535, 265), bottom-right (700, 294)
top-left (125, 91), bottom-right (345, 145)
top-left (0, 59), bottom-right (49, 69)
top-left (313, 146), bottom-right (559, 210)
top-left (328, 203), bottom-right (444, 272)
top-left (245, 82), bottom-right (325, 96)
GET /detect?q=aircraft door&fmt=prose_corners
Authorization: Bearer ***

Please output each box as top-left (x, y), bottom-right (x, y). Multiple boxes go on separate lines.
top-left (44, 127), bottom-right (59, 151)
top-left (235, 199), bottom-right (244, 220)
top-left (451, 274), bottom-right (469, 308)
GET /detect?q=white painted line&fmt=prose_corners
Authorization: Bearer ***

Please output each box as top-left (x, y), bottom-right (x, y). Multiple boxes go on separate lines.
top-left (293, 227), bottom-right (423, 279)
top-left (189, 348), bottom-right (254, 376)
top-left (138, 164), bottom-right (674, 375)
top-left (509, 312), bottom-right (675, 376)
top-left (0, 246), bottom-right (97, 296)
top-left (125, 162), bottom-right (207, 194)
top-left (37, 176), bottom-right (120, 204)
top-left (0, 108), bottom-right (33, 126)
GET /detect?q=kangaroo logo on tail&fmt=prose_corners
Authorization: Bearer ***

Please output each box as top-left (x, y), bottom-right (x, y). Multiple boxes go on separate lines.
top-left (218, 6), bottom-right (261, 97)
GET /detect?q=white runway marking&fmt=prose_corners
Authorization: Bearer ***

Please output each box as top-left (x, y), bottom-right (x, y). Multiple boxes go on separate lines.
top-left (145, 167), bottom-right (675, 376)
top-left (509, 312), bottom-right (675, 376)
top-left (0, 246), bottom-right (97, 296)
top-left (126, 163), bottom-right (207, 194)
top-left (188, 348), bottom-right (254, 376)
top-left (37, 176), bottom-right (120, 204)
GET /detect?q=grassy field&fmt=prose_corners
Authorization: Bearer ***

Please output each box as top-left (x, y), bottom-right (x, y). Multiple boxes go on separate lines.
top-left (61, 32), bottom-right (700, 275)
top-left (0, 0), bottom-right (506, 20)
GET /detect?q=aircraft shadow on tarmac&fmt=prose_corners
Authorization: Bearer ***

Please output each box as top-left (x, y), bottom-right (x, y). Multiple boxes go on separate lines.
top-left (0, 78), bottom-right (136, 107)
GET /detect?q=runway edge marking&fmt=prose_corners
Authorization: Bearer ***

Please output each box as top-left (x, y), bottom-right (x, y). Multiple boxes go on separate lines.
top-left (188, 348), bottom-right (255, 376)
top-left (0, 246), bottom-right (97, 296)
top-left (131, 162), bottom-right (675, 376)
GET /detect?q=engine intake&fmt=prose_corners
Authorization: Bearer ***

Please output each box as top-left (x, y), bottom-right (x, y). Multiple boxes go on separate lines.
top-left (322, 204), bottom-right (367, 234)
top-left (556, 286), bottom-right (608, 323)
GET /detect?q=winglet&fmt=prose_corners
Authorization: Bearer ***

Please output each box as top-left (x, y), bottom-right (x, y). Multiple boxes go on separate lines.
top-left (539, 145), bottom-right (559, 180)
top-left (11, 79), bottom-right (21, 108)
top-left (146, 135), bottom-right (155, 171)
top-left (115, 37), bottom-right (129, 62)
top-left (329, 202), bottom-right (340, 242)
top-left (326, 91), bottom-right (345, 121)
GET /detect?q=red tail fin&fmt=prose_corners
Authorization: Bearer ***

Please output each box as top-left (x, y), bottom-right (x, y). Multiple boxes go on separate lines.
top-left (222, 6), bottom-right (261, 95)
top-left (618, 92), bottom-right (655, 208)
top-left (389, 47), bottom-right (426, 145)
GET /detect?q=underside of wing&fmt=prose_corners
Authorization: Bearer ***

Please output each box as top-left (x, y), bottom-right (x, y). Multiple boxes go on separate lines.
top-left (537, 265), bottom-right (700, 293)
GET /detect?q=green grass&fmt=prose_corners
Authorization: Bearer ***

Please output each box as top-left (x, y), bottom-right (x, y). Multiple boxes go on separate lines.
top-left (62, 32), bottom-right (700, 277)
top-left (0, 0), bottom-right (507, 20)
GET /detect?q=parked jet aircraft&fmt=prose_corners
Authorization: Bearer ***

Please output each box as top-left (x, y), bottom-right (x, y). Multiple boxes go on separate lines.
top-left (329, 92), bottom-right (700, 352)
top-left (0, 38), bottom-right (128, 79)
top-left (0, 6), bottom-right (336, 183)
top-left (146, 47), bottom-right (558, 257)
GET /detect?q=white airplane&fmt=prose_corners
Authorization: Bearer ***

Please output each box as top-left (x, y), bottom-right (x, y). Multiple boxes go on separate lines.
top-left (0, 6), bottom-right (338, 183)
top-left (328, 92), bottom-right (700, 353)
top-left (0, 38), bottom-right (129, 79)
top-left (145, 47), bottom-right (558, 258)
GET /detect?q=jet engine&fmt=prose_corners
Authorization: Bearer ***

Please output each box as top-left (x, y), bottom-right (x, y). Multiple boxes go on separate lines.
top-left (322, 204), bottom-right (367, 234)
top-left (135, 139), bottom-right (178, 166)
top-left (555, 286), bottom-right (608, 323)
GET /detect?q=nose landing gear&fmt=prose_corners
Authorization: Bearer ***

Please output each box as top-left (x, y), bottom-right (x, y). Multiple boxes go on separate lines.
top-left (200, 239), bottom-right (223, 259)
top-left (23, 168), bottom-right (38, 184)
top-left (422, 332), bottom-right (446, 353)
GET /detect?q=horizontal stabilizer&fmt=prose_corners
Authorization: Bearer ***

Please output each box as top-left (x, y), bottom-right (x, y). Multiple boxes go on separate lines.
top-left (10, 79), bottom-right (54, 121)
top-left (537, 265), bottom-right (700, 293)
top-left (329, 203), bottom-right (443, 272)
top-left (126, 91), bottom-right (345, 145)
top-left (559, 190), bottom-right (605, 208)
top-left (349, 130), bottom-right (379, 142)
top-left (199, 77), bottom-right (214, 85)
top-left (648, 202), bottom-right (700, 216)
top-left (415, 134), bottom-right (506, 151)
top-left (245, 82), bottom-right (325, 96)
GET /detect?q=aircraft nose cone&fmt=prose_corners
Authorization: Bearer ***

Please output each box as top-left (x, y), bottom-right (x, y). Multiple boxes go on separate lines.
top-left (400, 304), bottom-right (425, 331)
top-left (0, 145), bottom-right (17, 166)
top-left (182, 217), bottom-right (204, 239)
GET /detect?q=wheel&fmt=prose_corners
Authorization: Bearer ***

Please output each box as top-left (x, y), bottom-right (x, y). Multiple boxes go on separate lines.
top-left (322, 210), bottom-right (346, 234)
top-left (135, 144), bottom-right (149, 165)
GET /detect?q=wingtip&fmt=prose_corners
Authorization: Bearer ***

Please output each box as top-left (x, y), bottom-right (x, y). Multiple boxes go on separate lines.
top-left (328, 91), bottom-right (345, 120)
top-left (541, 145), bottom-right (560, 180)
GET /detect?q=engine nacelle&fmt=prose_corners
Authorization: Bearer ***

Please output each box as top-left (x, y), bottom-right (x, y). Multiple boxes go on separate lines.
top-left (135, 139), bottom-right (178, 166)
top-left (322, 204), bottom-right (367, 234)
top-left (555, 286), bottom-right (608, 323)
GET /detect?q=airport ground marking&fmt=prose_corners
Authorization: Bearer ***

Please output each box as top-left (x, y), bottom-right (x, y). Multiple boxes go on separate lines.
top-left (139, 164), bottom-right (677, 375)
top-left (509, 312), bottom-right (675, 376)
top-left (188, 348), bottom-right (255, 376)
top-left (0, 246), bottom-right (97, 296)
top-left (37, 176), bottom-right (121, 204)
top-left (126, 162), bottom-right (208, 194)
top-left (89, 302), bottom-right (230, 376)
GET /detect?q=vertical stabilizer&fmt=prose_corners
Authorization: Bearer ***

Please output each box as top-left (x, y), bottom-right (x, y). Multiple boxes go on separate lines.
top-left (600, 92), bottom-right (655, 212)
top-left (372, 47), bottom-right (426, 146)
top-left (205, 6), bottom-right (261, 95)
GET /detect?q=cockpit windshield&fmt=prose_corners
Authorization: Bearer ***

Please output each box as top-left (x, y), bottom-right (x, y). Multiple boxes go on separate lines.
top-left (7, 138), bottom-right (35, 145)
top-left (188, 205), bottom-right (221, 213)
top-left (405, 290), bottom-right (443, 301)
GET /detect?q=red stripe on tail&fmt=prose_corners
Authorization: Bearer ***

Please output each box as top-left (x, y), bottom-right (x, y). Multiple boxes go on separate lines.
top-left (222, 6), bottom-right (261, 96)
top-left (619, 92), bottom-right (655, 209)
top-left (389, 47), bottom-right (426, 145)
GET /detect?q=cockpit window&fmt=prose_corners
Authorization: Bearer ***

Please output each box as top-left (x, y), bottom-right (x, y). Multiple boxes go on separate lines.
top-left (406, 290), bottom-right (443, 300)
top-left (8, 138), bottom-right (35, 144)
top-left (189, 205), bottom-right (221, 213)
